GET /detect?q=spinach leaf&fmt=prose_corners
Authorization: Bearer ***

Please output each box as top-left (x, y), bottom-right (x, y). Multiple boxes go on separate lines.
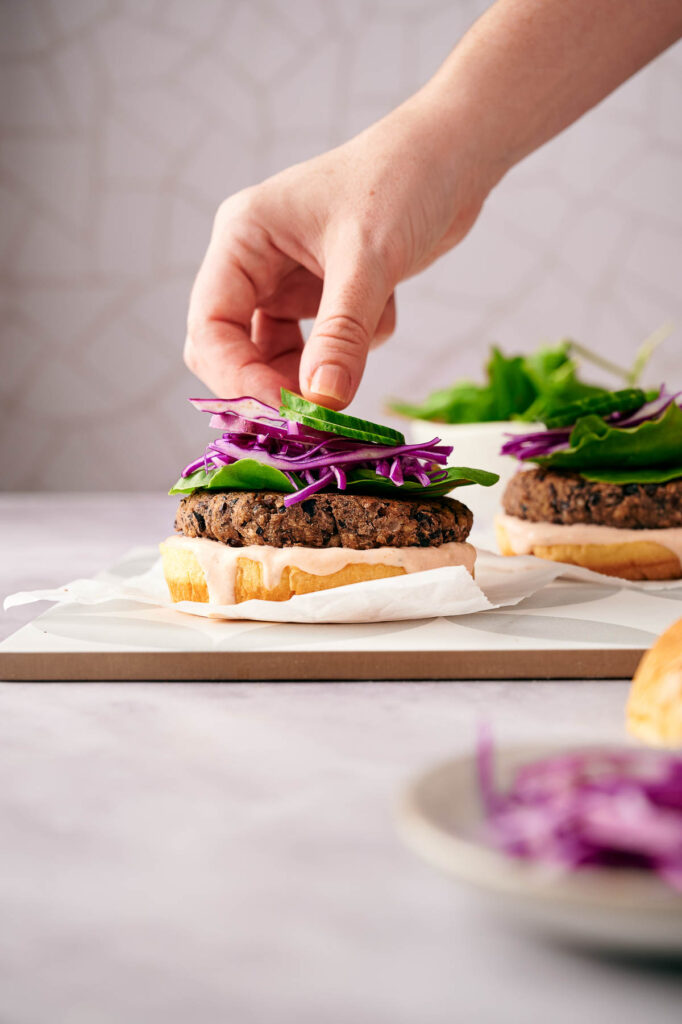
top-left (169, 459), bottom-right (301, 496)
top-left (388, 341), bottom-right (597, 424)
top-left (488, 347), bottom-right (536, 420)
top-left (170, 459), bottom-right (499, 498)
top-left (522, 340), bottom-right (572, 385)
top-left (389, 382), bottom-right (497, 423)
top-left (516, 361), bottom-right (606, 422)
top-left (579, 465), bottom-right (682, 484)
top-left (389, 333), bottom-right (672, 426)
top-left (343, 465), bottom-right (499, 496)
top-left (536, 402), bottom-right (682, 471)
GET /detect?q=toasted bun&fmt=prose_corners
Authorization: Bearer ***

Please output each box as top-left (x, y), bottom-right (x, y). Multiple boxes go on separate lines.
top-left (627, 617), bottom-right (682, 747)
top-left (495, 520), bottom-right (681, 581)
top-left (160, 541), bottom-right (405, 604)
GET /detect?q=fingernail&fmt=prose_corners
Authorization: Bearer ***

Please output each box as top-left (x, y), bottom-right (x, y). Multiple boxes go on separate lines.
top-left (309, 364), bottom-right (352, 404)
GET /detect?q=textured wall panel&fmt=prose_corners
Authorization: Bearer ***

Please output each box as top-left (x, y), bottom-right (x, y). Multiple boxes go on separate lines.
top-left (0, 0), bottom-right (680, 490)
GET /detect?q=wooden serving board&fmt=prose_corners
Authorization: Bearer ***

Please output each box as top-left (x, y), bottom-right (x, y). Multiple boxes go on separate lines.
top-left (2, 561), bottom-right (681, 680)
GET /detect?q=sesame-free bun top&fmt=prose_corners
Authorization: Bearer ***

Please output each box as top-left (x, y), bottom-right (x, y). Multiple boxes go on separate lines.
top-left (627, 617), bottom-right (682, 747)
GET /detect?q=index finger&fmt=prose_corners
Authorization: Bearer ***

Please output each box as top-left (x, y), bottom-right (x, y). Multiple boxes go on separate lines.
top-left (186, 213), bottom-right (296, 405)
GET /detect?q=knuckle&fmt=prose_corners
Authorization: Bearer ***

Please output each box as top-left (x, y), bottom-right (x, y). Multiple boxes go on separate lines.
top-left (341, 217), bottom-right (398, 276)
top-left (314, 313), bottom-right (371, 354)
top-left (368, 233), bottom-right (401, 277)
top-left (215, 187), bottom-right (260, 231)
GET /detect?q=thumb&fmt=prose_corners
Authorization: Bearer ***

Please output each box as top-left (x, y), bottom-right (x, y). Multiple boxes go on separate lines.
top-left (300, 251), bottom-right (390, 409)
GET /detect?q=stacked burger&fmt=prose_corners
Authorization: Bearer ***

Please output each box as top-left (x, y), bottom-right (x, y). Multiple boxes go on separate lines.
top-left (496, 387), bottom-right (682, 580)
top-left (162, 391), bottom-right (498, 604)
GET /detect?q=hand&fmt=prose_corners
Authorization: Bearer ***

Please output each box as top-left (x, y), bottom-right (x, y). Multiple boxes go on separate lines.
top-left (186, 0), bottom-right (682, 411)
top-left (185, 90), bottom-right (491, 410)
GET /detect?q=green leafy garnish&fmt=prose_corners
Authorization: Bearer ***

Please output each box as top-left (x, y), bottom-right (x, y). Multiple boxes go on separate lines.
top-left (343, 465), bottom-right (499, 496)
top-left (535, 401), bottom-right (682, 472)
top-left (516, 358), bottom-right (608, 422)
top-left (389, 382), bottom-right (496, 424)
top-left (578, 466), bottom-right (682, 485)
top-left (281, 389), bottom-right (405, 445)
top-left (389, 343), bottom-right (606, 424)
top-left (170, 459), bottom-right (300, 496)
top-left (170, 459), bottom-right (498, 498)
top-left (543, 388), bottom-right (647, 429)
top-left (488, 348), bottom-right (537, 420)
top-left (389, 330), bottom-right (674, 426)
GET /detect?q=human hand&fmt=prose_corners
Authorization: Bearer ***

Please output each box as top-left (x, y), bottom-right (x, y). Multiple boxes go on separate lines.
top-left (185, 0), bottom-right (682, 412)
top-left (185, 90), bottom-right (492, 410)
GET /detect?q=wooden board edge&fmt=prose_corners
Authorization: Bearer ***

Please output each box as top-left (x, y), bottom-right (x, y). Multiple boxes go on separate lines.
top-left (0, 648), bottom-right (643, 682)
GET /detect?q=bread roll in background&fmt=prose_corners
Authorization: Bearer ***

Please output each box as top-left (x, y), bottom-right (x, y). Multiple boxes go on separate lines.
top-left (627, 617), bottom-right (682, 747)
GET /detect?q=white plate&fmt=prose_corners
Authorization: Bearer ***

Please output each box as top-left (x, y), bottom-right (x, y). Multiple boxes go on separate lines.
top-left (397, 745), bottom-right (682, 956)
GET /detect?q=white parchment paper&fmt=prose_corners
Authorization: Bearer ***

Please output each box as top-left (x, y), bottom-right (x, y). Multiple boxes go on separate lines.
top-left (5, 547), bottom-right (680, 625)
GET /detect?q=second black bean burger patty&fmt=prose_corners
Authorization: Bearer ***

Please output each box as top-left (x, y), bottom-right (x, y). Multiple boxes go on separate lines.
top-left (503, 468), bottom-right (682, 529)
top-left (175, 490), bottom-right (473, 549)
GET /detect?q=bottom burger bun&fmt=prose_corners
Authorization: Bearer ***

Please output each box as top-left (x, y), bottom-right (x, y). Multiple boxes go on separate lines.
top-left (495, 517), bottom-right (681, 581)
top-left (627, 617), bottom-right (682, 747)
top-left (160, 535), bottom-right (476, 604)
top-left (160, 541), bottom-right (406, 603)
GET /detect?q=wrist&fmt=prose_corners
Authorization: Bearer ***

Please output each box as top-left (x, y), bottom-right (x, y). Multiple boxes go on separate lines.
top-left (414, 66), bottom-right (512, 199)
top-left (390, 81), bottom-right (503, 259)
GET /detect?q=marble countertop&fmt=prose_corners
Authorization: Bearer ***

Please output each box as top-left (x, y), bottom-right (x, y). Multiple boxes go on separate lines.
top-left (0, 494), bottom-right (679, 1024)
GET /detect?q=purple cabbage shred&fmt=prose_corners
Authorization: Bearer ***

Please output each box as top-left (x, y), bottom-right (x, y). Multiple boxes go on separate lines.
top-left (500, 385), bottom-right (682, 461)
top-left (476, 732), bottom-right (682, 889)
top-left (183, 397), bottom-right (453, 506)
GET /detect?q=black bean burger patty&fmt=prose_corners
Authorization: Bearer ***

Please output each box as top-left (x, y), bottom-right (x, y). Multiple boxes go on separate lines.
top-left (175, 490), bottom-right (473, 549)
top-left (503, 468), bottom-right (682, 529)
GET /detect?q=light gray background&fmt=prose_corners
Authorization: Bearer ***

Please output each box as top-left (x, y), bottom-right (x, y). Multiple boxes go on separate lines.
top-left (1, 0), bottom-right (680, 491)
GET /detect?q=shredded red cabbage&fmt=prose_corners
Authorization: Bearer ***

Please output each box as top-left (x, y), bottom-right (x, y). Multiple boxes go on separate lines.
top-left (477, 731), bottom-right (682, 889)
top-left (183, 397), bottom-right (453, 506)
top-left (501, 386), bottom-right (682, 461)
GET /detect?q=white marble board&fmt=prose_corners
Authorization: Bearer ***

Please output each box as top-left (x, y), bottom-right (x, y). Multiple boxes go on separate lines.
top-left (2, 550), bottom-right (681, 681)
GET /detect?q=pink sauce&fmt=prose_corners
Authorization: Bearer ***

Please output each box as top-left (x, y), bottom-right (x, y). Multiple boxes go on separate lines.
top-left (163, 535), bottom-right (476, 604)
top-left (496, 513), bottom-right (682, 564)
